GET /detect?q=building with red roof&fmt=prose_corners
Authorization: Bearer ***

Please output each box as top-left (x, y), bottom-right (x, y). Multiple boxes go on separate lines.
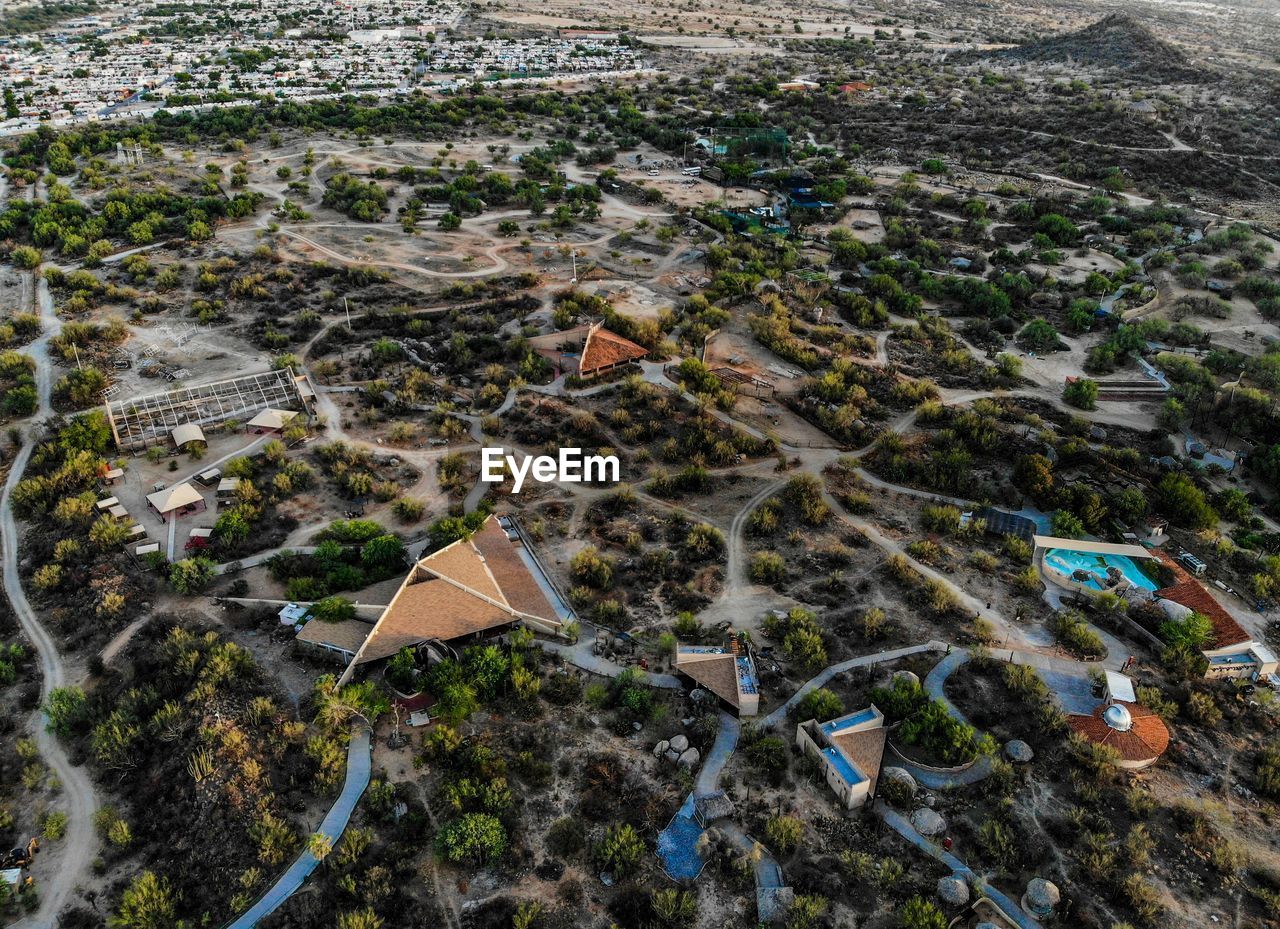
top-left (1151, 549), bottom-right (1278, 680)
top-left (529, 321), bottom-right (649, 379)
top-left (1068, 700), bottom-right (1170, 769)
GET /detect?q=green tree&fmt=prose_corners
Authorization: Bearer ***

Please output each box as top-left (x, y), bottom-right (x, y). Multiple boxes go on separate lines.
top-left (169, 557), bottom-right (215, 594)
top-left (360, 534), bottom-right (405, 571)
top-left (794, 687), bottom-right (843, 722)
top-left (313, 595), bottom-right (356, 622)
top-left (438, 812), bottom-right (506, 863)
top-left (900, 895), bottom-right (947, 929)
top-left (595, 823), bottom-right (644, 877)
top-left (45, 686), bottom-right (87, 736)
top-left (1159, 611), bottom-right (1213, 650)
top-left (1063, 378), bottom-right (1098, 410)
top-left (1152, 472), bottom-right (1216, 530)
top-left (1017, 318), bottom-right (1060, 352)
top-left (1051, 510), bottom-right (1085, 539)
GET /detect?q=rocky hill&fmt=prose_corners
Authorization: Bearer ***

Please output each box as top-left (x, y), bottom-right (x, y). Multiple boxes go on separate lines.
top-left (985, 12), bottom-right (1206, 82)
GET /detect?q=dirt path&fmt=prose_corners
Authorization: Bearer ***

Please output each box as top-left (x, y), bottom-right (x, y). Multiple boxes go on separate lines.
top-left (0, 240), bottom-right (101, 928)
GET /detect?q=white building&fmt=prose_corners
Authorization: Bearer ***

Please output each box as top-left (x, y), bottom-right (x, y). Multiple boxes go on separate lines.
top-left (795, 706), bottom-right (887, 809)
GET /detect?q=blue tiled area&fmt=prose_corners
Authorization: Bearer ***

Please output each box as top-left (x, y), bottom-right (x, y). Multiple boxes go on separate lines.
top-left (656, 795), bottom-right (707, 881)
top-left (823, 746), bottom-right (866, 785)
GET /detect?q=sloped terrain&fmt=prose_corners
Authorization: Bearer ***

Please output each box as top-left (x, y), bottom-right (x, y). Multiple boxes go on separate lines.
top-left (986, 12), bottom-right (1207, 82)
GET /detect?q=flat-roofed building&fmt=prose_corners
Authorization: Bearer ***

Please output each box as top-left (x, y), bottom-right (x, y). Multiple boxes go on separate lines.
top-left (795, 706), bottom-right (887, 809)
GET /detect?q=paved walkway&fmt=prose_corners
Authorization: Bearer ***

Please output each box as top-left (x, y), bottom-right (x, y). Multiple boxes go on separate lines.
top-left (922, 650), bottom-right (972, 726)
top-left (694, 712), bottom-right (740, 796)
top-left (540, 623), bottom-right (682, 689)
top-left (225, 727), bottom-right (372, 928)
top-left (760, 641), bottom-right (947, 729)
top-left (876, 803), bottom-right (1037, 929)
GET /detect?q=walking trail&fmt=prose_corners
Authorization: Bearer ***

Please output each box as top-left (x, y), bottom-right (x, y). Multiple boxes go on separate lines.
top-left (1, 245), bottom-right (101, 928)
top-left (225, 728), bottom-right (372, 928)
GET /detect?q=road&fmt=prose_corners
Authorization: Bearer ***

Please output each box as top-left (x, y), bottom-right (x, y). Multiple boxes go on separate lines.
top-left (0, 237), bottom-right (100, 927)
top-left (225, 727), bottom-right (372, 929)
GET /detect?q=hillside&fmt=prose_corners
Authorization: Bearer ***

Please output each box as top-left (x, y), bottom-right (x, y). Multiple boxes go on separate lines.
top-left (986, 12), bottom-right (1207, 82)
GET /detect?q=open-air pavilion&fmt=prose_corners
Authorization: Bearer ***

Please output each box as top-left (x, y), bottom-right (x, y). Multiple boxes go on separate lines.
top-left (145, 482), bottom-right (206, 521)
top-left (170, 422), bottom-right (206, 449)
top-left (246, 408), bottom-right (299, 435)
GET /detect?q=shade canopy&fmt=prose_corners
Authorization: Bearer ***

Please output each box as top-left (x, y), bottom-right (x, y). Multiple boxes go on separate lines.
top-left (171, 422), bottom-right (206, 448)
top-left (146, 482), bottom-right (204, 514)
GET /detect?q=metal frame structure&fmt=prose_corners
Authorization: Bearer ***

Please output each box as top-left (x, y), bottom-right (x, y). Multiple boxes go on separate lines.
top-left (105, 368), bottom-right (312, 452)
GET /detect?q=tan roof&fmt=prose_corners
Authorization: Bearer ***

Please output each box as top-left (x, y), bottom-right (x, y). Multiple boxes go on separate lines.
top-left (676, 652), bottom-right (740, 708)
top-left (830, 727), bottom-right (887, 797)
top-left (247, 407), bottom-right (299, 430)
top-left (146, 482), bottom-right (204, 513)
top-left (470, 518), bottom-right (558, 618)
top-left (297, 618), bottom-right (373, 656)
top-left (347, 515), bottom-right (560, 667)
top-left (1034, 536), bottom-right (1153, 560)
top-left (171, 422), bottom-right (206, 447)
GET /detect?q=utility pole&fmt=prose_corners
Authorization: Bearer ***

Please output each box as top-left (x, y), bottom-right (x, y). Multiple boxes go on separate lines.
top-left (344, 296), bottom-right (352, 330)
top-left (570, 250), bottom-right (578, 284)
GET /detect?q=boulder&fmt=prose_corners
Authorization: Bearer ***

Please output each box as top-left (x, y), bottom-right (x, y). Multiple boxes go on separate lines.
top-left (1005, 740), bottom-right (1034, 764)
top-left (677, 748), bottom-right (700, 769)
top-left (654, 740), bottom-right (670, 757)
top-left (937, 876), bottom-right (969, 907)
top-left (880, 767), bottom-right (917, 797)
top-left (669, 734), bottom-right (690, 753)
top-left (891, 670), bottom-right (920, 688)
top-left (911, 808), bottom-right (946, 836)
top-left (664, 749), bottom-right (681, 765)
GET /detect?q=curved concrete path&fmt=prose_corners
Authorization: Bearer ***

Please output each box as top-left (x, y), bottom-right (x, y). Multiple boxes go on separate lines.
top-left (225, 727), bottom-right (372, 929)
top-left (760, 641), bottom-right (947, 729)
top-left (876, 803), bottom-right (1037, 929)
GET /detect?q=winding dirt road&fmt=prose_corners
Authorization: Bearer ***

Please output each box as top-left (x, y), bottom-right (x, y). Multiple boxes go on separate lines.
top-left (1, 244), bottom-right (100, 928)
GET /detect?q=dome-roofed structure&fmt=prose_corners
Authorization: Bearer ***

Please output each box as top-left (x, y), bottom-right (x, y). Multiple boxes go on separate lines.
top-left (1068, 699), bottom-right (1169, 769)
top-left (1023, 877), bottom-right (1060, 918)
top-left (1103, 703), bottom-right (1133, 732)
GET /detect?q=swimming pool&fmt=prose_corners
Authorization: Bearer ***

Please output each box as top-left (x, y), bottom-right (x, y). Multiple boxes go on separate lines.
top-left (1043, 548), bottom-right (1158, 592)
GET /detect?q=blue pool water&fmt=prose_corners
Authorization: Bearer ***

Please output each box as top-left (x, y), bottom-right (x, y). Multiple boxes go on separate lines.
top-left (820, 708), bottom-right (878, 737)
top-left (823, 746), bottom-right (867, 785)
top-left (1044, 548), bottom-right (1158, 591)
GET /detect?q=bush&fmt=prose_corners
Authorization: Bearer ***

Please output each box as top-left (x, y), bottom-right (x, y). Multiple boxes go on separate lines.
top-left (749, 551), bottom-right (786, 585)
top-left (169, 557), bottom-right (215, 595)
top-left (1063, 378), bottom-right (1098, 410)
top-left (1186, 691), bottom-right (1222, 727)
top-left (1049, 610), bottom-right (1106, 659)
top-left (595, 823), bottom-right (644, 877)
top-left (794, 687), bottom-right (843, 722)
top-left (437, 812), bottom-right (506, 863)
top-left (765, 815), bottom-right (803, 854)
top-left (900, 896), bottom-right (947, 929)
